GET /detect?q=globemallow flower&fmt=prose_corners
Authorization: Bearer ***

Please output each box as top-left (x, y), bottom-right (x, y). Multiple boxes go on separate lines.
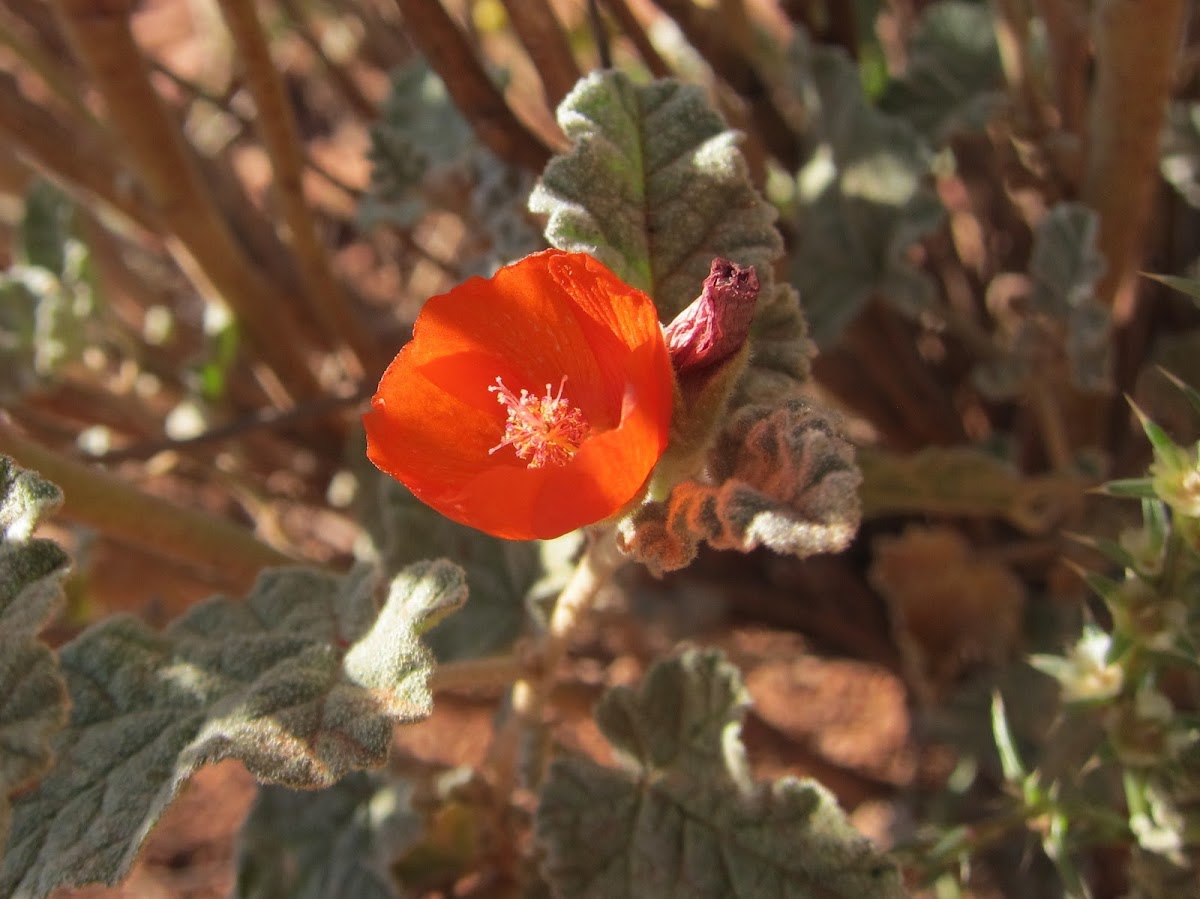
top-left (364, 250), bottom-right (674, 540)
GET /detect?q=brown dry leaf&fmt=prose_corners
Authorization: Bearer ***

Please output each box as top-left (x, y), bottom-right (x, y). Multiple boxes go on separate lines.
top-left (869, 525), bottom-right (1026, 703)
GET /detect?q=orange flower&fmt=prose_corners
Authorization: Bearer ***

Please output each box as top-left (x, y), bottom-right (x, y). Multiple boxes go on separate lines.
top-left (364, 250), bottom-right (674, 540)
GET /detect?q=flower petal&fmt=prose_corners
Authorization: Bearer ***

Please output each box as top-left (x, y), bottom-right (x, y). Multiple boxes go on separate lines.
top-left (364, 250), bottom-right (673, 540)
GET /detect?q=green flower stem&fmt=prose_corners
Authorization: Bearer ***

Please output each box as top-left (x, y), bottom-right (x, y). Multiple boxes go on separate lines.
top-left (0, 424), bottom-right (297, 587)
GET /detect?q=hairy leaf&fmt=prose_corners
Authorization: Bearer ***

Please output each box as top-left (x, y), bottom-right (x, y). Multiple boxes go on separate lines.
top-left (530, 70), bottom-right (810, 386)
top-left (537, 649), bottom-right (905, 898)
top-left (234, 773), bottom-right (420, 899)
top-left (786, 33), bottom-right (944, 345)
top-left (1, 560), bottom-right (465, 898)
top-left (879, 1), bottom-right (1003, 140)
top-left (356, 467), bottom-right (576, 662)
top-left (620, 398), bottom-right (861, 573)
top-left (974, 203), bottom-right (1111, 397)
top-left (0, 458), bottom-right (69, 856)
top-left (359, 62), bottom-right (472, 230)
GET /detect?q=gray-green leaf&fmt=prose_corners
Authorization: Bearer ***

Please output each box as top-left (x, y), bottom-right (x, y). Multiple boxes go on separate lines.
top-left (879, 1), bottom-right (1004, 141)
top-left (0, 458), bottom-right (69, 858)
top-left (537, 649), bottom-right (905, 898)
top-left (356, 467), bottom-right (575, 663)
top-left (786, 33), bottom-right (944, 345)
top-left (234, 773), bottom-right (421, 899)
top-left (531, 71), bottom-right (811, 387)
top-left (1, 559), bottom-right (465, 898)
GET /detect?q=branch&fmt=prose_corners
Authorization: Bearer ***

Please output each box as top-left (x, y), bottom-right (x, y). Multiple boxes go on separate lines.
top-left (391, 0), bottom-right (555, 172)
top-left (598, 0), bottom-right (672, 78)
top-left (1082, 0), bottom-right (1187, 321)
top-left (216, 0), bottom-right (385, 378)
top-left (50, 0), bottom-right (323, 402)
top-left (500, 0), bottom-right (582, 109)
top-left (0, 73), bottom-right (158, 233)
top-left (0, 421), bottom-right (299, 588)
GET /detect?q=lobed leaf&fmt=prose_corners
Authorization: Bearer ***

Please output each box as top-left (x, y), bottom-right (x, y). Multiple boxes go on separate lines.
top-left (356, 468), bottom-right (577, 662)
top-left (879, 1), bottom-right (1004, 140)
top-left (0, 560), bottom-right (466, 898)
top-left (530, 70), bottom-right (810, 386)
top-left (359, 62), bottom-right (473, 230)
top-left (785, 33), bottom-right (944, 345)
top-left (536, 649), bottom-right (905, 898)
top-left (234, 773), bottom-right (420, 899)
top-left (0, 458), bottom-right (69, 858)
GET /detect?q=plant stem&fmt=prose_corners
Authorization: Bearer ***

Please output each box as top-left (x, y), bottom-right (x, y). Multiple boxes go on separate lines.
top-left (216, 0), bottom-right (383, 379)
top-left (50, 0), bottom-right (323, 402)
top-left (390, 0), bottom-right (555, 172)
top-left (500, 0), bottom-right (582, 109)
top-left (0, 423), bottom-right (298, 587)
top-left (430, 653), bottom-right (527, 693)
top-left (1082, 0), bottom-right (1187, 321)
top-left (488, 529), bottom-right (625, 793)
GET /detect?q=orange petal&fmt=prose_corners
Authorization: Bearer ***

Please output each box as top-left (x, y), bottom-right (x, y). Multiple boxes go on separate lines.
top-left (364, 250), bottom-right (673, 540)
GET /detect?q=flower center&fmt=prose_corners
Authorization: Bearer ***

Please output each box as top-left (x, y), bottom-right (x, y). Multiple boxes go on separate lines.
top-left (488, 376), bottom-right (589, 468)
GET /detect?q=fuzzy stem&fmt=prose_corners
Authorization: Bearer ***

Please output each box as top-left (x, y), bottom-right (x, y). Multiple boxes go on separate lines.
top-left (500, 0), bottom-right (582, 109)
top-left (488, 530), bottom-right (625, 794)
top-left (391, 0), bottom-right (554, 172)
top-left (1082, 0), bottom-right (1187, 321)
top-left (50, 0), bottom-right (323, 401)
top-left (216, 0), bottom-right (383, 378)
top-left (0, 423), bottom-right (298, 586)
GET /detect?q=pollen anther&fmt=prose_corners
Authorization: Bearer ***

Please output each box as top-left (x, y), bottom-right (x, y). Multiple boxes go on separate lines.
top-left (488, 376), bottom-right (589, 468)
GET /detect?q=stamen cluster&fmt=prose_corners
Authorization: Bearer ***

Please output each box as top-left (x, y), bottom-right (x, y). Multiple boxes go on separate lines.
top-left (489, 376), bottom-right (589, 468)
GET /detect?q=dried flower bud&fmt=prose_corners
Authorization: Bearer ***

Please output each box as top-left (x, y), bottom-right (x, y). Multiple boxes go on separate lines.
top-left (664, 258), bottom-right (759, 374)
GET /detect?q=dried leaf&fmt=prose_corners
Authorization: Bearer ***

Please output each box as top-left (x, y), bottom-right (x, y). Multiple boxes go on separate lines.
top-left (1, 560), bottom-right (465, 898)
top-left (536, 649), bottom-right (905, 898)
top-left (620, 398), bottom-right (861, 574)
top-left (870, 526), bottom-right (1027, 701)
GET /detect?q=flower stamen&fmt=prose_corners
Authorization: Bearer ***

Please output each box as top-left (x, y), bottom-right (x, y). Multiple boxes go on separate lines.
top-left (488, 376), bottom-right (589, 468)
